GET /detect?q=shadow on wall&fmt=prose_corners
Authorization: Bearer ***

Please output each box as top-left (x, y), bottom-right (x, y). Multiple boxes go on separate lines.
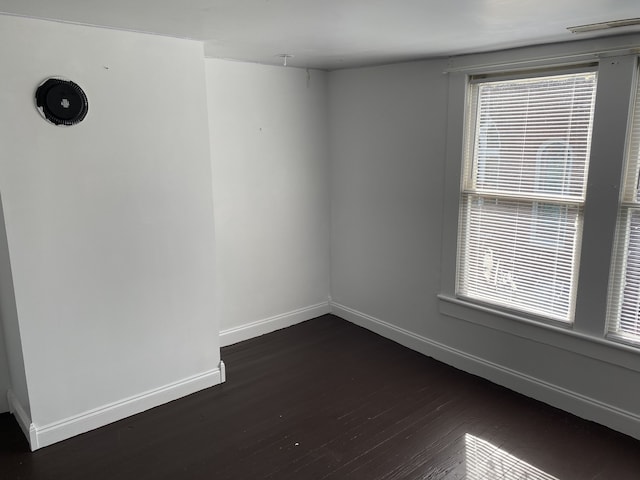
top-left (0, 194), bottom-right (22, 414)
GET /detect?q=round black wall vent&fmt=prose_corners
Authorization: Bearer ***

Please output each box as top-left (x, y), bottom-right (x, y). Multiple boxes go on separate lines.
top-left (35, 78), bottom-right (88, 126)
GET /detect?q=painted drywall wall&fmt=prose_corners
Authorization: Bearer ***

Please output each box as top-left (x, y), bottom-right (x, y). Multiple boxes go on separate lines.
top-left (329, 60), bottom-right (447, 326)
top-left (206, 59), bottom-right (330, 345)
top-left (0, 15), bottom-right (220, 446)
top-left (328, 53), bottom-right (640, 439)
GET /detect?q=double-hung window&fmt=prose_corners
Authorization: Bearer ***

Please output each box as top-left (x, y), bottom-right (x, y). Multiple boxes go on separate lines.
top-left (608, 68), bottom-right (640, 345)
top-left (457, 69), bottom-right (598, 323)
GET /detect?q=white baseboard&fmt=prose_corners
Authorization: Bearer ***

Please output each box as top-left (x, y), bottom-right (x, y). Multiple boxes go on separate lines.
top-left (25, 364), bottom-right (224, 450)
top-left (331, 302), bottom-right (640, 441)
top-left (220, 301), bottom-right (331, 347)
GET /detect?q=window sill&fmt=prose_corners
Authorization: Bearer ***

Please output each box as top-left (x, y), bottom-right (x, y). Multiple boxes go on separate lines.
top-left (438, 294), bottom-right (640, 373)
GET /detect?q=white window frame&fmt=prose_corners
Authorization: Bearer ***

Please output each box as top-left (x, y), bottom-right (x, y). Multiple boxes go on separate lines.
top-left (456, 68), bottom-right (596, 325)
top-left (439, 50), bottom-right (640, 364)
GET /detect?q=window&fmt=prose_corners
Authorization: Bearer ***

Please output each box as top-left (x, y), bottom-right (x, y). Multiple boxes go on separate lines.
top-left (608, 69), bottom-right (640, 345)
top-left (535, 141), bottom-right (574, 196)
top-left (531, 141), bottom-right (573, 246)
top-left (457, 70), bottom-right (598, 323)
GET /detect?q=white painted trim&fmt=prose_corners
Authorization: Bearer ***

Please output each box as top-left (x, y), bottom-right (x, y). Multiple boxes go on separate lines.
top-left (445, 33), bottom-right (640, 74)
top-left (7, 389), bottom-right (37, 449)
top-left (219, 301), bottom-right (331, 347)
top-left (30, 367), bottom-right (223, 450)
top-left (330, 301), bottom-right (640, 441)
top-left (219, 360), bottom-right (226, 383)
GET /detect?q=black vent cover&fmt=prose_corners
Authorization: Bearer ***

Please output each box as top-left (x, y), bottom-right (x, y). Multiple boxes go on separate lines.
top-left (35, 78), bottom-right (88, 126)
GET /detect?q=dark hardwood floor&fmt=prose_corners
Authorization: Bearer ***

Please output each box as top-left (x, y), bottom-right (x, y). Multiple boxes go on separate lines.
top-left (1, 314), bottom-right (639, 479)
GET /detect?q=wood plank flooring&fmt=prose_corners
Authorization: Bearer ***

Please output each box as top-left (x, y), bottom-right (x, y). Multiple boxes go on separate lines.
top-left (1, 314), bottom-right (639, 479)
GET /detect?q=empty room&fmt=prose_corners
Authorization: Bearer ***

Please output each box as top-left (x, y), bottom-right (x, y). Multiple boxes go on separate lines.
top-left (1, 1), bottom-right (640, 479)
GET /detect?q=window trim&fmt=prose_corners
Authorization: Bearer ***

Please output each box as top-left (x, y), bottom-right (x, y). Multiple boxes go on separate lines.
top-left (440, 53), bottom-right (639, 352)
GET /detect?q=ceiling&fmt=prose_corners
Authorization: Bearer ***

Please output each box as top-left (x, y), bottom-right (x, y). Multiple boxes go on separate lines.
top-left (2, 0), bottom-right (640, 70)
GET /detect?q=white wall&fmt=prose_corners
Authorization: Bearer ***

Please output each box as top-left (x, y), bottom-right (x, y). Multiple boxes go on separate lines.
top-left (206, 60), bottom-right (331, 346)
top-left (0, 15), bottom-right (221, 448)
top-left (329, 52), bottom-right (640, 440)
top-left (329, 61), bottom-right (447, 326)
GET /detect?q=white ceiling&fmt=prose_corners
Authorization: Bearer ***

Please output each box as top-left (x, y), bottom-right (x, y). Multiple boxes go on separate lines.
top-left (2, 0), bottom-right (640, 70)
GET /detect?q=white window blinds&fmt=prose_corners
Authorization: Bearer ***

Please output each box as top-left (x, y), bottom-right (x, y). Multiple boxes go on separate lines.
top-left (458, 71), bottom-right (598, 322)
top-left (607, 67), bottom-right (640, 344)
